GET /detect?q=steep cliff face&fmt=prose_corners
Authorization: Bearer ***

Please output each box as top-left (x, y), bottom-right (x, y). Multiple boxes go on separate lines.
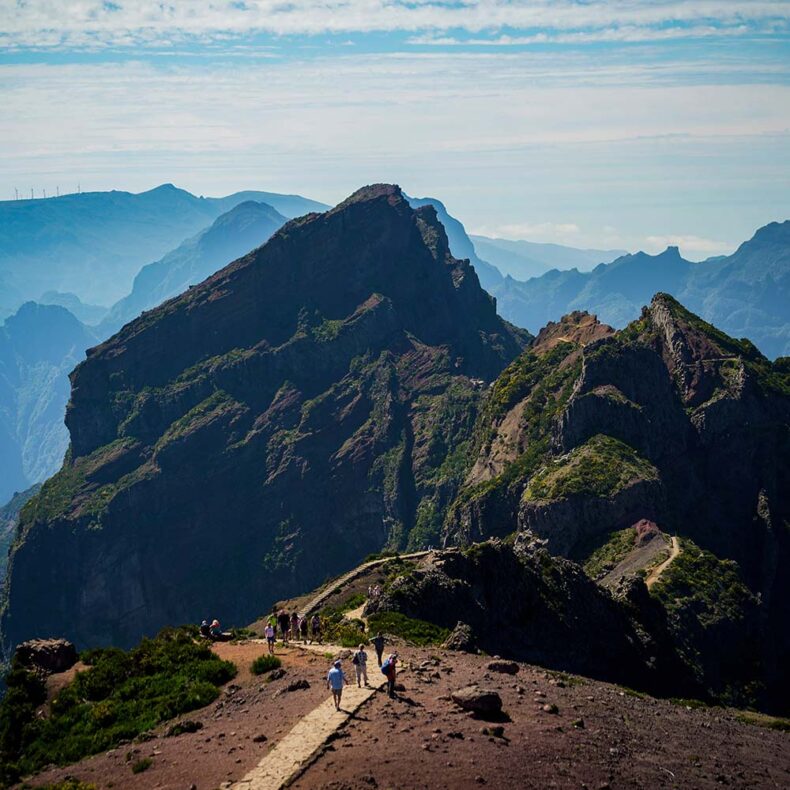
top-left (445, 297), bottom-right (790, 709)
top-left (1, 184), bottom-right (529, 650)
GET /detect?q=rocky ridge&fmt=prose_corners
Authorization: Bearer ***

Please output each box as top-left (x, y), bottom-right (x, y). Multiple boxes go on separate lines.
top-left (1, 184), bottom-right (528, 651)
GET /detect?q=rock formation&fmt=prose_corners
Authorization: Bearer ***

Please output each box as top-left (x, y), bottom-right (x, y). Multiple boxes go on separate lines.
top-left (1, 184), bottom-right (528, 650)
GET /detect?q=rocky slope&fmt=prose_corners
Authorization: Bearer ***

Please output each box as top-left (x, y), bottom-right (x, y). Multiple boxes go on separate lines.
top-left (0, 485), bottom-right (40, 585)
top-left (488, 221), bottom-right (790, 358)
top-left (1, 184), bottom-right (528, 651)
top-left (443, 296), bottom-right (790, 710)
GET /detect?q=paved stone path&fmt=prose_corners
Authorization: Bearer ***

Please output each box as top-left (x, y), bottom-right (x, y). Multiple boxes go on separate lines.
top-left (297, 550), bottom-right (431, 618)
top-left (232, 642), bottom-right (386, 789)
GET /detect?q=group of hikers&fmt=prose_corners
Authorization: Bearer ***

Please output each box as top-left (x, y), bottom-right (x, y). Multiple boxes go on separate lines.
top-left (262, 609), bottom-right (322, 653)
top-left (326, 638), bottom-right (398, 710)
top-left (204, 605), bottom-right (399, 711)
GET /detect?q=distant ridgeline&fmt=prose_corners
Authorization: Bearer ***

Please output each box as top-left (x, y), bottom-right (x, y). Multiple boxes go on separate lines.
top-left (1, 185), bottom-right (788, 714)
top-left (486, 221), bottom-right (790, 359)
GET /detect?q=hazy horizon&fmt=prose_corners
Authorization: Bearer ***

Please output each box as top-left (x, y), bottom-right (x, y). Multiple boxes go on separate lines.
top-left (2, 1), bottom-right (790, 259)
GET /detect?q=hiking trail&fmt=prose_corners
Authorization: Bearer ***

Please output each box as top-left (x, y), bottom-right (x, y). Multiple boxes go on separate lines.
top-left (233, 641), bottom-right (388, 789)
top-left (297, 551), bottom-right (431, 618)
top-left (646, 536), bottom-right (681, 588)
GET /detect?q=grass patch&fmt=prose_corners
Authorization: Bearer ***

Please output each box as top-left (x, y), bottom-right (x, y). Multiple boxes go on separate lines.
top-left (734, 710), bottom-right (790, 732)
top-left (0, 627), bottom-right (235, 787)
top-left (29, 780), bottom-right (97, 790)
top-left (131, 757), bottom-right (152, 774)
top-left (582, 527), bottom-right (637, 579)
top-left (251, 655), bottom-right (282, 675)
top-left (525, 435), bottom-right (657, 502)
top-left (366, 612), bottom-right (449, 647)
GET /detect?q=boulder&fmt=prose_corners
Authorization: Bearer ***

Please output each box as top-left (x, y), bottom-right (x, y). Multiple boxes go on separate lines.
top-left (450, 685), bottom-right (502, 715)
top-left (15, 638), bottom-right (77, 673)
top-left (487, 660), bottom-right (519, 675)
top-left (442, 621), bottom-right (476, 653)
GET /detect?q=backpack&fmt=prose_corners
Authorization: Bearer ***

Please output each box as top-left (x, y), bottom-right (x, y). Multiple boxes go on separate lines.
top-left (381, 659), bottom-right (390, 675)
top-left (352, 652), bottom-right (359, 666)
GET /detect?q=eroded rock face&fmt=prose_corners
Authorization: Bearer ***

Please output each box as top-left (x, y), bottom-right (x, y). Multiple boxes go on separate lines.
top-left (443, 295), bottom-right (790, 710)
top-left (1, 184), bottom-right (529, 650)
top-left (16, 638), bottom-right (77, 674)
top-left (372, 541), bottom-right (695, 696)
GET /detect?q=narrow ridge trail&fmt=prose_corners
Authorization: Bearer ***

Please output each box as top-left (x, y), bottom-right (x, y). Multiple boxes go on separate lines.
top-left (297, 551), bottom-right (431, 618)
top-left (646, 535), bottom-right (681, 588)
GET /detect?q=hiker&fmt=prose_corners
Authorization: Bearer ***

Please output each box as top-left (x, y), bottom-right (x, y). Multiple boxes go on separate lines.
top-left (291, 611), bottom-right (300, 642)
top-left (209, 619), bottom-right (232, 642)
top-left (381, 652), bottom-right (398, 698)
top-left (311, 614), bottom-right (322, 644)
top-left (352, 643), bottom-right (369, 687)
top-left (199, 619), bottom-right (211, 639)
top-left (326, 660), bottom-right (347, 711)
top-left (371, 631), bottom-right (386, 666)
top-left (300, 616), bottom-right (309, 641)
top-left (264, 622), bottom-right (276, 654)
top-left (278, 609), bottom-right (290, 643)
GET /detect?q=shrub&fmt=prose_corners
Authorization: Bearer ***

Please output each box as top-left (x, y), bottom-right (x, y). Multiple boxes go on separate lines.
top-left (251, 655), bottom-right (282, 675)
top-left (0, 626), bottom-right (236, 787)
top-left (131, 757), bottom-right (152, 774)
top-left (366, 612), bottom-right (449, 646)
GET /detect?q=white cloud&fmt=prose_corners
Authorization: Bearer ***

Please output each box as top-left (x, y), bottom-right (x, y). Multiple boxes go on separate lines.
top-left (0, 1), bottom-right (789, 48)
top-left (644, 234), bottom-right (735, 258)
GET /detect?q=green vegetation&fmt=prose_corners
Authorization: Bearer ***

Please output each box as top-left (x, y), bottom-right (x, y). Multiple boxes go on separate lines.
top-left (131, 757), bottom-right (152, 774)
top-left (311, 318), bottom-right (344, 342)
top-left (734, 710), bottom-right (790, 732)
top-left (650, 539), bottom-right (757, 627)
top-left (526, 435), bottom-right (657, 502)
top-left (0, 627), bottom-right (236, 787)
top-left (30, 780), bottom-right (97, 790)
top-left (582, 526), bottom-right (637, 579)
top-left (251, 655), bottom-right (282, 675)
top-left (155, 390), bottom-right (237, 450)
top-left (366, 612), bottom-right (449, 646)
top-left (448, 343), bottom-right (583, 535)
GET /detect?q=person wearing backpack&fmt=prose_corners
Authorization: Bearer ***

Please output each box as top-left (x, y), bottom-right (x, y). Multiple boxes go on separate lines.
top-left (311, 614), bottom-right (322, 644)
top-left (381, 652), bottom-right (398, 698)
top-left (352, 643), bottom-right (369, 687)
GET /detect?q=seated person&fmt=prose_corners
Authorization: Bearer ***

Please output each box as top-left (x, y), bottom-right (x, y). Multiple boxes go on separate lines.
top-left (199, 619), bottom-right (211, 638)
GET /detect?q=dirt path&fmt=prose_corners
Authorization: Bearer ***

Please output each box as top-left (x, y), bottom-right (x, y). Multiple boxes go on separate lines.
top-left (297, 551), bottom-right (430, 618)
top-left (646, 536), bottom-right (681, 588)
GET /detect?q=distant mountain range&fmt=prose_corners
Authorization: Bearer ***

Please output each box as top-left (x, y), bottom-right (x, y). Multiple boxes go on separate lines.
top-left (0, 184), bottom-right (327, 318)
top-left (471, 235), bottom-right (627, 280)
top-left (0, 190), bottom-right (322, 503)
top-left (0, 303), bottom-right (97, 504)
top-left (485, 222), bottom-right (790, 359)
top-left (101, 201), bottom-right (288, 334)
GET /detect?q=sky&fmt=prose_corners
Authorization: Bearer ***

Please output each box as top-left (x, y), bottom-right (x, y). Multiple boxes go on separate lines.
top-left (1, 1), bottom-right (790, 259)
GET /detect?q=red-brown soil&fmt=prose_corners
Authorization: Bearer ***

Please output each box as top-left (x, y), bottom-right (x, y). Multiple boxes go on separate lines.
top-left (23, 644), bottom-right (790, 790)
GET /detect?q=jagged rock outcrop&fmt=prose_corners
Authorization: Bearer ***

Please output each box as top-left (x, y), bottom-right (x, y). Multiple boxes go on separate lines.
top-left (369, 541), bottom-right (696, 696)
top-left (444, 297), bottom-right (790, 710)
top-left (1, 184), bottom-right (529, 650)
top-left (15, 638), bottom-right (77, 674)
